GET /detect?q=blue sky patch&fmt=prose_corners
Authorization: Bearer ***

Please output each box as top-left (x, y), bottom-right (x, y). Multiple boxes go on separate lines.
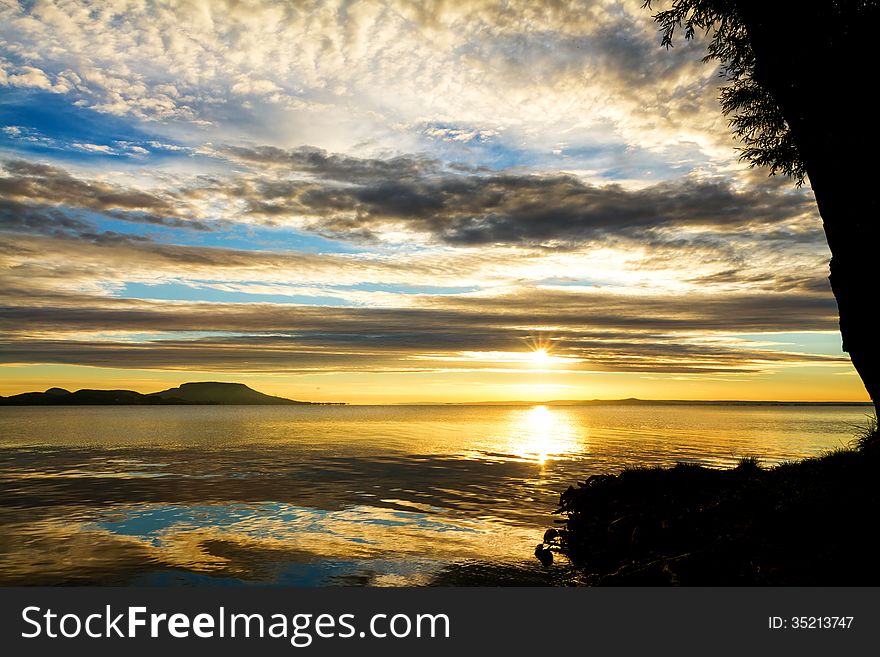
top-left (0, 88), bottom-right (190, 164)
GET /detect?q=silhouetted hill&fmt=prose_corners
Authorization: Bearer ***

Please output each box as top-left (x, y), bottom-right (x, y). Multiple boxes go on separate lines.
top-left (0, 382), bottom-right (321, 405)
top-left (148, 382), bottom-right (311, 405)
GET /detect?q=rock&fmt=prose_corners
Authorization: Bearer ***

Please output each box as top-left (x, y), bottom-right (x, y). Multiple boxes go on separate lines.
top-left (534, 544), bottom-right (554, 567)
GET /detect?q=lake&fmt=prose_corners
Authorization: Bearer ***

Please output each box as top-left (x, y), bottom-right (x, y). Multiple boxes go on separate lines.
top-left (0, 404), bottom-right (872, 586)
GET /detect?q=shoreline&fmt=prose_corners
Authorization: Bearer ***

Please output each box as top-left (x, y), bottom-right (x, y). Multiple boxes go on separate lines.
top-left (537, 422), bottom-right (880, 585)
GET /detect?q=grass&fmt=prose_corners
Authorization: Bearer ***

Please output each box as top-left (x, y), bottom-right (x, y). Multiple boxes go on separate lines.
top-left (539, 418), bottom-right (880, 585)
top-left (852, 415), bottom-right (879, 452)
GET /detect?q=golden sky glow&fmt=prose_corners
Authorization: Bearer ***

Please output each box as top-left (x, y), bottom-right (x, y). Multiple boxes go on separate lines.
top-left (0, 1), bottom-right (868, 403)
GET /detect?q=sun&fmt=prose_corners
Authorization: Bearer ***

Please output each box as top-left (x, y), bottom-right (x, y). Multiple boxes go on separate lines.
top-left (523, 334), bottom-right (558, 368)
top-left (530, 348), bottom-right (552, 367)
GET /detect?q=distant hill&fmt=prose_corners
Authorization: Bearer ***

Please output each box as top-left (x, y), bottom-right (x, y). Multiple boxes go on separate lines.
top-left (0, 382), bottom-right (324, 405)
top-left (148, 382), bottom-right (311, 405)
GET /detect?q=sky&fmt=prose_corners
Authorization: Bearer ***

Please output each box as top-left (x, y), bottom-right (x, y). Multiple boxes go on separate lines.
top-left (0, 0), bottom-right (868, 403)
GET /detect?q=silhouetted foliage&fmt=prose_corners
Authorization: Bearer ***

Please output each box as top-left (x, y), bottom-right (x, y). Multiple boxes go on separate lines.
top-left (644, 1), bottom-right (880, 408)
top-left (539, 426), bottom-right (880, 584)
top-left (536, 5), bottom-right (880, 581)
top-left (644, 0), bottom-right (806, 182)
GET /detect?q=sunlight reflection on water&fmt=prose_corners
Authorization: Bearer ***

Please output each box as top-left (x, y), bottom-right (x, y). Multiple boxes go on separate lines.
top-left (504, 405), bottom-right (585, 463)
top-left (0, 403), bottom-right (872, 585)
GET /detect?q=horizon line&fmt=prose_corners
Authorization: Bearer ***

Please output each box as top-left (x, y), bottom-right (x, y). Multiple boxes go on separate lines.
top-left (0, 383), bottom-right (871, 406)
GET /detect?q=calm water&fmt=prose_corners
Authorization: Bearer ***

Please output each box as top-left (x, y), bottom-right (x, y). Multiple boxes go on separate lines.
top-left (0, 404), bottom-right (872, 586)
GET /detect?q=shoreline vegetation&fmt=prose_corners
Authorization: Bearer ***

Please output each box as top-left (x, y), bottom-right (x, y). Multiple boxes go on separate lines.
top-left (537, 419), bottom-right (880, 585)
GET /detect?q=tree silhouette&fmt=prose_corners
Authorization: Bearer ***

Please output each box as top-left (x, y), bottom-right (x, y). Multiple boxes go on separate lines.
top-left (645, 0), bottom-right (880, 408)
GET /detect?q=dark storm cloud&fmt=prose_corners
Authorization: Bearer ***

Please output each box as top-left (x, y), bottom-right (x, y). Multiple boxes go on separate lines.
top-left (216, 145), bottom-right (445, 183)
top-left (209, 146), bottom-right (816, 247)
top-left (1, 146), bottom-right (815, 251)
top-left (0, 198), bottom-right (153, 244)
top-left (0, 160), bottom-right (212, 231)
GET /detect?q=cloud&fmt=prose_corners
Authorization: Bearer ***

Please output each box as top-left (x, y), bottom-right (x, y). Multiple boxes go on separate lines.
top-left (0, 198), bottom-right (152, 245)
top-left (0, 1), bottom-right (849, 393)
top-left (201, 146), bottom-right (818, 247)
top-left (2, 145), bottom-right (813, 254)
top-left (0, 159), bottom-right (212, 231)
top-left (213, 144), bottom-right (442, 182)
top-left (0, 231), bottom-right (504, 301)
top-left (423, 126), bottom-right (500, 144)
top-left (4, 65), bottom-right (60, 91)
top-left (0, 264), bottom-right (844, 376)
top-left (71, 143), bottom-right (117, 155)
top-left (0, 0), bottom-right (728, 169)
top-left (0, 189), bottom-right (842, 381)
top-left (230, 77), bottom-right (282, 96)
top-left (0, 285), bottom-right (841, 334)
top-left (0, 333), bottom-right (847, 375)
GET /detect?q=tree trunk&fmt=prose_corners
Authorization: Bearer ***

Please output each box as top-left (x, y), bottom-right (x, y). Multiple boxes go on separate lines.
top-left (813, 181), bottom-right (880, 407)
top-left (737, 1), bottom-right (880, 408)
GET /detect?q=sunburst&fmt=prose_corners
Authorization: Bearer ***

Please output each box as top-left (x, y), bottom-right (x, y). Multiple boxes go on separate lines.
top-left (524, 334), bottom-right (557, 368)
top-left (530, 348), bottom-right (552, 366)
